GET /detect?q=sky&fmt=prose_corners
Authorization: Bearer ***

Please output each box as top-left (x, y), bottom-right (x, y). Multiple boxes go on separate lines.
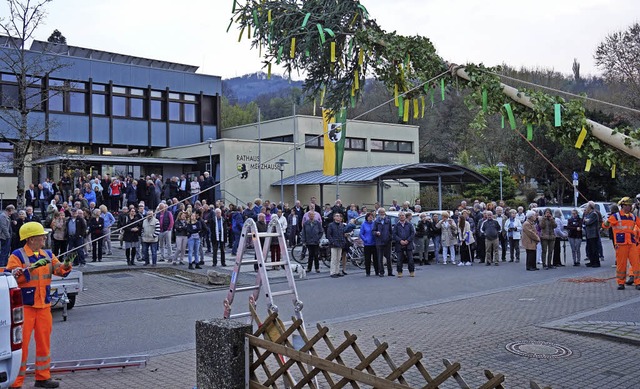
top-left (3, 0), bottom-right (638, 80)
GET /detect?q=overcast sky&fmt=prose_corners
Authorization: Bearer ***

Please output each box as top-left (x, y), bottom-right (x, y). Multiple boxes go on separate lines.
top-left (5, 0), bottom-right (638, 80)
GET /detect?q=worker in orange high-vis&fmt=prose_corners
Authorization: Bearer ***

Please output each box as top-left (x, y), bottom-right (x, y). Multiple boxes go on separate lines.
top-left (603, 197), bottom-right (640, 291)
top-left (6, 222), bottom-right (72, 388)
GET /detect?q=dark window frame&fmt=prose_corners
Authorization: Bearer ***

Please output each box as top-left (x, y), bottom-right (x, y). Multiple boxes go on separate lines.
top-left (370, 138), bottom-right (413, 153)
top-left (0, 143), bottom-right (15, 176)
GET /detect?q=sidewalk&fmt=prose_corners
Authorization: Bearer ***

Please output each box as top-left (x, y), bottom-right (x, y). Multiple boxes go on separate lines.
top-left (42, 265), bottom-right (640, 389)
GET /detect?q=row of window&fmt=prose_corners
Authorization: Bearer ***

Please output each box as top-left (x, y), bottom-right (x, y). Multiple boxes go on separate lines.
top-left (304, 135), bottom-right (413, 153)
top-left (0, 74), bottom-right (216, 124)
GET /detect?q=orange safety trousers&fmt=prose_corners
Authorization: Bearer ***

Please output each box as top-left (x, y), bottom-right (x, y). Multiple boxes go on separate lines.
top-left (615, 244), bottom-right (640, 286)
top-left (12, 306), bottom-right (53, 387)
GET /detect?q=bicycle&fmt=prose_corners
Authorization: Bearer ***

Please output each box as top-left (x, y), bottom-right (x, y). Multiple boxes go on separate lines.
top-left (345, 236), bottom-right (365, 269)
top-left (291, 240), bottom-right (331, 268)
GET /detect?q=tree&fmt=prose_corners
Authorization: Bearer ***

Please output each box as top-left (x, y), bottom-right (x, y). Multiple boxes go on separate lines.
top-left (594, 23), bottom-right (640, 108)
top-left (220, 96), bottom-right (258, 129)
top-left (47, 28), bottom-right (66, 44)
top-left (463, 166), bottom-right (517, 201)
top-left (0, 0), bottom-right (68, 208)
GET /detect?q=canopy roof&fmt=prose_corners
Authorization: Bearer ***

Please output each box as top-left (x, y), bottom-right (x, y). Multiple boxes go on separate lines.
top-left (272, 163), bottom-right (489, 186)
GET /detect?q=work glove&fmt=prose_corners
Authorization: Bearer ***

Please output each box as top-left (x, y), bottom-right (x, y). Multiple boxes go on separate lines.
top-left (11, 268), bottom-right (23, 278)
top-left (32, 258), bottom-right (48, 268)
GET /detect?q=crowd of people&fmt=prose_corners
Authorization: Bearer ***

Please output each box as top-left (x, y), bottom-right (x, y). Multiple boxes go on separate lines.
top-left (1, 171), bottom-right (638, 290)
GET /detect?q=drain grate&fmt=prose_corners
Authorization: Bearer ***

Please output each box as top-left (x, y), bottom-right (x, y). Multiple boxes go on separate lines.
top-left (505, 341), bottom-right (573, 359)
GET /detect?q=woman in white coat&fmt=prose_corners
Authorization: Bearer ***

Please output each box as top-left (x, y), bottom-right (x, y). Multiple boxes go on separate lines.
top-left (506, 209), bottom-right (522, 262)
top-left (436, 211), bottom-right (458, 264)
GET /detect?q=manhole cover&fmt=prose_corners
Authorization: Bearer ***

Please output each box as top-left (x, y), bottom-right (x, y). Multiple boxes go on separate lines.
top-left (505, 341), bottom-right (573, 359)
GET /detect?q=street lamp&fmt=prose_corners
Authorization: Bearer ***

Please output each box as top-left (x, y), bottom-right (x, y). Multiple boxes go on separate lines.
top-left (496, 162), bottom-right (506, 201)
top-left (207, 138), bottom-right (214, 172)
top-left (275, 158), bottom-right (289, 207)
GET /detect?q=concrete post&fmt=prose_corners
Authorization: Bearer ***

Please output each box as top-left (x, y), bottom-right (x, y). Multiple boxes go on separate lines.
top-left (196, 318), bottom-right (252, 389)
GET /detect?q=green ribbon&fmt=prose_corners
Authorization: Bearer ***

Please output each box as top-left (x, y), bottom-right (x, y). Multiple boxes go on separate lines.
top-left (348, 38), bottom-right (354, 56)
top-left (324, 28), bottom-right (335, 38)
top-left (277, 45), bottom-right (283, 64)
top-left (351, 96), bottom-right (356, 108)
top-left (398, 96), bottom-right (404, 117)
top-left (501, 115), bottom-right (505, 129)
top-left (316, 24), bottom-right (325, 44)
top-left (527, 124), bottom-right (533, 140)
top-left (429, 89), bottom-right (434, 106)
top-left (554, 103), bottom-right (561, 127)
top-left (231, 0), bottom-right (236, 13)
top-left (301, 12), bottom-right (311, 28)
top-left (504, 103), bottom-right (516, 130)
top-left (305, 49), bottom-right (310, 57)
top-left (440, 79), bottom-right (445, 101)
top-left (357, 4), bottom-right (369, 18)
top-left (253, 9), bottom-right (259, 27)
top-left (482, 89), bottom-right (488, 113)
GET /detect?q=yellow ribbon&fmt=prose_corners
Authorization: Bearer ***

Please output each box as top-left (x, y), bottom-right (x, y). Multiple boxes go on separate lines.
top-left (575, 126), bottom-right (587, 149)
top-left (354, 70), bottom-right (359, 90)
top-left (403, 99), bottom-right (410, 122)
top-left (394, 84), bottom-right (399, 107)
top-left (358, 49), bottom-right (364, 66)
top-left (611, 164), bottom-right (616, 178)
top-left (421, 96), bottom-right (425, 118)
top-left (330, 42), bottom-right (336, 62)
top-left (413, 99), bottom-right (418, 119)
top-left (290, 38), bottom-right (296, 58)
top-left (585, 159), bottom-right (592, 172)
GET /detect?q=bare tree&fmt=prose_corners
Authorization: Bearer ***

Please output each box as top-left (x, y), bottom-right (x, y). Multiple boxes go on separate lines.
top-left (0, 0), bottom-right (68, 208)
top-left (594, 22), bottom-right (640, 107)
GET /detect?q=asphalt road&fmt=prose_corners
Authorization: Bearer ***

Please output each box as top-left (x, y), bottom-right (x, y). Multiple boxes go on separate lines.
top-left (47, 243), bottom-right (617, 362)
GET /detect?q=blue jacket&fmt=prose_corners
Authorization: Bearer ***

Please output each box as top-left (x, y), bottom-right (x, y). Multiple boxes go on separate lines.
top-left (359, 220), bottom-right (376, 246)
top-left (372, 216), bottom-right (392, 246)
top-left (393, 221), bottom-right (415, 251)
top-left (231, 211), bottom-right (244, 233)
top-left (84, 189), bottom-right (96, 205)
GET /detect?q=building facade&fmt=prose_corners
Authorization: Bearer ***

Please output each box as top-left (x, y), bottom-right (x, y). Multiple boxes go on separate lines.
top-left (0, 37), bottom-right (221, 201)
top-left (156, 115), bottom-right (420, 208)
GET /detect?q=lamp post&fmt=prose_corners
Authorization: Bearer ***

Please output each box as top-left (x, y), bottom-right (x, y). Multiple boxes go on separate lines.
top-left (275, 158), bottom-right (289, 207)
top-left (496, 162), bottom-right (506, 201)
top-left (207, 138), bottom-right (213, 174)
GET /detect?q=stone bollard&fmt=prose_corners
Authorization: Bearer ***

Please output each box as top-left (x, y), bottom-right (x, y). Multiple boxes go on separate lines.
top-left (196, 318), bottom-right (252, 389)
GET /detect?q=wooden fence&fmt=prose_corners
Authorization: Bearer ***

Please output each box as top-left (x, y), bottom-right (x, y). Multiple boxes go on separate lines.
top-left (246, 307), bottom-right (550, 388)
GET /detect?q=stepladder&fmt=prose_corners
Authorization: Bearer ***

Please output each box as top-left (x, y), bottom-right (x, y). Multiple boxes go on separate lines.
top-left (223, 217), bottom-right (304, 327)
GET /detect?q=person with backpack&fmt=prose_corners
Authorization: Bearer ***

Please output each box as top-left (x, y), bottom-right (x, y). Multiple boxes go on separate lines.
top-left (230, 206), bottom-right (245, 256)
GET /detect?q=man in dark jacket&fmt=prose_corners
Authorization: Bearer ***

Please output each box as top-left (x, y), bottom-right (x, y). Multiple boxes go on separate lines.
top-left (394, 211), bottom-right (416, 277)
top-left (481, 211), bottom-right (501, 266)
top-left (66, 208), bottom-right (87, 266)
top-left (211, 208), bottom-right (227, 266)
top-left (373, 208), bottom-right (393, 277)
top-left (326, 213), bottom-right (345, 278)
top-left (301, 210), bottom-right (323, 273)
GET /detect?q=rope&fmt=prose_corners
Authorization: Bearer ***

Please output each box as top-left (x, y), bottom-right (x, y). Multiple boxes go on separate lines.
top-left (487, 71), bottom-right (640, 116)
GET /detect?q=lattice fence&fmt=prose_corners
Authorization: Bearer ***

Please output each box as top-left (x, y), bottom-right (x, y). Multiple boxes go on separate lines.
top-left (246, 307), bottom-right (549, 388)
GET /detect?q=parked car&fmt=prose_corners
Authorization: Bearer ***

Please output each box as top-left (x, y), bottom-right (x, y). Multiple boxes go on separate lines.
top-left (0, 272), bottom-right (23, 389)
top-left (579, 202), bottom-right (613, 218)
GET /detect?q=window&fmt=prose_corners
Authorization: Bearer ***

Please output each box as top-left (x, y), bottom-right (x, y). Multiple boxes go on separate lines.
top-left (183, 103), bottom-right (196, 122)
top-left (69, 92), bottom-right (86, 113)
top-left (0, 73), bottom-right (43, 110)
top-left (371, 138), bottom-right (413, 153)
top-left (92, 94), bottom-right (106, 115)
top-left (48, 90), bottom-right (64, 112)
top-left (201, 96), bottom-right (215, 125)
top-left (0, 143), bottom-right (13, 175)
top-left (92, 83), bottom-right (106, 92)
top-left (150, 90), bottom-right (163, 98)
top-left (109, 86), bottom-right (146, 119)
top-left (183, 94), bottom-right (196, 102)
top-left (305, 134), bottom-right (323, 148)
top-left (264, 135), bottom-right (293, 143)
top-left (1, 84), bottom-right (18, 107)
top-left (112, 96), bottom-right (126, 116)
top-left (130, 98), bottom-right (144, 118)
top-left (345, 137), bottom-right (365, 151)
top-left (169, 102), bottom-right (180, 121)
top-left (150, 100), bottom-right (163, 120)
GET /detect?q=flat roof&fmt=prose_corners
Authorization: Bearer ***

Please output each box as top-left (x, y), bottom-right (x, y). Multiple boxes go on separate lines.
top-left (32, 154), bottom-right (197, 166)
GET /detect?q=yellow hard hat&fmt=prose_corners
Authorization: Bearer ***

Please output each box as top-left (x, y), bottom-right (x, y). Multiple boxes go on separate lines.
top-left (618, 197), bottom-right (633, 206)
top-left (19, 222), bottom-right (48, 241)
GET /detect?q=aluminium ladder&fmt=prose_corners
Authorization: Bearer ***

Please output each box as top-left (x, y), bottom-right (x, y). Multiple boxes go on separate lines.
top-left (223, 217), bottom-right (304, 326)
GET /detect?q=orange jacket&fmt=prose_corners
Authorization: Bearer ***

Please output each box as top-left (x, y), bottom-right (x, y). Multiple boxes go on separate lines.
top-left (6, 245), bottom-right (71, 308)
top-left (604, 210), bottom-right (640, 245)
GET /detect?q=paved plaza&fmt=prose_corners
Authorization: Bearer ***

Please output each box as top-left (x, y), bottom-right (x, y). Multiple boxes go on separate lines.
top-left (32, 247), bottom-right (640, 388)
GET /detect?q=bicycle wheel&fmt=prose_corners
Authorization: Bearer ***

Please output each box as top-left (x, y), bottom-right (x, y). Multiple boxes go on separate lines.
top-left (320, 247), bottom-right (331, 268)
top-left (352, 247), bottom-right (365, 269)
top-left (290, 244), bottom-right (308, 265)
